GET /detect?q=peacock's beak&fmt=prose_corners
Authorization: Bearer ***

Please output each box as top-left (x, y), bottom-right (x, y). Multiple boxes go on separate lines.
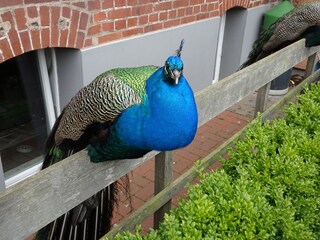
top-left (172, 69), bottom-right (181, 84)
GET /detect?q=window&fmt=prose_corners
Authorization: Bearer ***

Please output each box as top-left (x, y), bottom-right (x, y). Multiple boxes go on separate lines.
top-left (0, 49), bottom-right (59, 188)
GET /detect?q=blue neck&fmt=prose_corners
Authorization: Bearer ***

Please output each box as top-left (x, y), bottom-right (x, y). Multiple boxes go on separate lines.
top-left (115, 67), bottom-right (198, 151)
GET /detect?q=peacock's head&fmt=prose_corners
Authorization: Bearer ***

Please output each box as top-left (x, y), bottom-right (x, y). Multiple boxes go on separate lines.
top-left (163, 39), bottom-right (185, 85)
top-left (164, 56), bottom-right (184, 85)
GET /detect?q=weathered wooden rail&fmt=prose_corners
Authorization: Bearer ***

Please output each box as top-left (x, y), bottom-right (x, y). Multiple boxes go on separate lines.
top-left (0, 40), bottom-right (319, 240)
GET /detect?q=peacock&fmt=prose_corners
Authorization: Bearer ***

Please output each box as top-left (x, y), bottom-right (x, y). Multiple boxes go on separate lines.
top-left (36, 40), bottom-right (198, 240)
top-left (240, 1), bottom-right (320, 69)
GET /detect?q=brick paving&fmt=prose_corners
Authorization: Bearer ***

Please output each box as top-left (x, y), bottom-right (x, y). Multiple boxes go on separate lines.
top-left (111, 91), bottom-right (281, 234)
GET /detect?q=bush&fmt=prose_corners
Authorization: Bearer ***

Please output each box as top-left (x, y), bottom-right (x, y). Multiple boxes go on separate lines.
top-left (111, 84), bottom-right (320, 240)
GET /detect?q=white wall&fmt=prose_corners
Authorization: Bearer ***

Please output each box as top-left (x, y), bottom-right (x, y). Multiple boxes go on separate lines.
top-left (81, 18), bottom-right (220, 93)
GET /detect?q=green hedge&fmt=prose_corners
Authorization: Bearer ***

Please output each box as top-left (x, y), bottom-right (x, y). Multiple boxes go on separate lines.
top-left (112, 84), bottom-right (320, 240)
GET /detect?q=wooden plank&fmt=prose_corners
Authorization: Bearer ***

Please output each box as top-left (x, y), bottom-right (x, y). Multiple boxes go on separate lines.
top-left (0, 40), bottom-right (319, 240)
top-left (154, 151), bottom-right (173, 229)
top-left (103, 68), bottom-right (320, 239)
top-left (0, 150), bottom-right (159, 240)
top-left (195, 40), bottom-right (320, 127)
top-left (254, 82), bottom-right (271, 117)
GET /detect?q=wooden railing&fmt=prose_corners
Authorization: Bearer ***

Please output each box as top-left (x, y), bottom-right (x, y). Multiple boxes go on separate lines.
top-left (0, 40), bottom-right (319, 240)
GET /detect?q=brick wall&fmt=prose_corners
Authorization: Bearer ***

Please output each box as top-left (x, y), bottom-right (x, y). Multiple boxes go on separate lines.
top-left (0, 0), bottom-right (279, 63)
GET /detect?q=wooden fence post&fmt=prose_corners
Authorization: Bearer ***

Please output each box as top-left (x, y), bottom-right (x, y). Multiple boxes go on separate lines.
top-left (0, 155), bottom-right (5, 191)
top-left (304, 53), bottom-right (317, 78)
top-left (154, 151), bottom-right (173, 229)
top-left (254, 82), bottom-right (271, 117)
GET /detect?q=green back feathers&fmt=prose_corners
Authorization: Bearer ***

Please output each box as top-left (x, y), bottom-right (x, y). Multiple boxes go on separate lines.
top-left (99, 65), bottom-right (159, 98)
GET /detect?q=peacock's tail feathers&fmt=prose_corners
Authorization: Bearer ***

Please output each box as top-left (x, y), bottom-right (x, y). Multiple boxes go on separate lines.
top-left (239, 20), bottom-right (277, 69)
top-left (36, 182), bottom-right (122, 240)
top-left (304, 25), bottom-right (320, 47)
top-left (263, 2), bottom-right (320, 52)
top-left (241, 2), bottom-right (320, 69)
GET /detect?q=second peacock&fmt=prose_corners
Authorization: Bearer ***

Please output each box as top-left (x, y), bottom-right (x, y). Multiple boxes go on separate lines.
top-left (240, 1), bottom-right (320, 69)
top-left (36, 40), bottom-right (198, 240)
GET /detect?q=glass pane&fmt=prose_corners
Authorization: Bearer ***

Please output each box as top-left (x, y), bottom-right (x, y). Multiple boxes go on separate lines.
top-left (0, 51), bottom-right (47, 174)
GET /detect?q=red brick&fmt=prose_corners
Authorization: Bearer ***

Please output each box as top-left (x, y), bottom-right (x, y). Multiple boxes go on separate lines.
top-left (208, 3), bottom-right (216, 11)
top-left (50, 7), bottom-right (60, 47)
top-left (159, 11), bottom-right (168, 21)
top-left (201, 4), bottom-right (208, 12)
top-left (175, 149), bottom-right (200, 162)
top-left (132, 4), bottom-right (152, 16)
top-left (132, 173), bottom-right (151, 188)
top-left (0, 0), bottom-right (23, 8)
top-left (24, 0), bottom-right (58, 3)
top-left (68, 10), bottom-right (80, 47)
top-left (88, 0), bottom-right (101, 11)
top-left (155, 1), bottom-right (173, 11)
top-left (135, 182), bottom-right (154, 201)
top-left (41, 28), bottom-right (50, 48)
top-left (144, 22), bottom-right (162, 33)
top-left (19, 31), bottom-right (32, 52)
top-left (186, 6), bottom-right (193, 15)
top-left (181, 15), bottom-right (196, 24)
top-left (98, 32), bottom-right (121, 44)
top-left (84, 38), bottom-right (92, 47)
top-left (59, 29), bottom-right (68, 46)
top-left (75, 31), bottom-right (85, 49)
top-left (115, 0), bottom-right (126, 7)
top-left (102, 0), bottom-right (113, 8)
top-left (140, 215), bottom-right (153, 232)
top-left (127, 0), bottom-right (139, 5)
top-left (30, 29), bottom-right (41, 49)
top-left (173, 0), bottom-right (184, 8)
top-left (72, 2), bottom-right (86, 9)
top-left (102, 22), bottom-right (114, 31)
top-left (139, 15), bottom-right (148, 25)
top-left (127, 17), bottom-right (138, 28)
top-left (27, 6), bottom-right (38, 18)
top-left (40, 6), bottom-right (50, 26)
top-left (177, 8), bottom-right (186, 17)
top-left (194, 5), bottom-right (201, 14)
top-left (133, 159), bottom-right (154, 176)
top-left (196, 12), bottom-right (209, 20)
top-left (173, 158), bottom-right (192, 173)
top-left (168, 9), bottom-right (177, 19)
top-left (108, 8), bottom-right (131, 19)
top-left (93, 11), bottom-right (107, 22)
top-left (62, 6), bottom-right (71, 18)
top-left (190, 0), bottom-right (203, 4)
top-left (51, 6), bottom-right (60, 26)
top-left (8, 30), bottom-right (22, 56)
top-left (115, 19), bottom-right (127, 30)
top-left (1, 11), bottom-right (14, 24)
top-left (79, 12), bottom-right (89, 30)
top-left (14, 8), bottom-right (27, 31)
top-left (148, 13), bottom-right (158, 23)
top-left (164, 19), bottom-right (180, 28)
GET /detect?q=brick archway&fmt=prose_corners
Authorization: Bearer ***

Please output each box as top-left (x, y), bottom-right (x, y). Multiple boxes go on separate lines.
top-left (0, 5), bottom-right (89, 64)
top-left (219, 0), bottom-right (251, 14)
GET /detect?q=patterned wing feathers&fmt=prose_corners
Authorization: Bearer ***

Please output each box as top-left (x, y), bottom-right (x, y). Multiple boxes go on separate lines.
top-left (55, 74), bottom-right (142, 145)
top-left (263, 2), bottom-right (320, 51)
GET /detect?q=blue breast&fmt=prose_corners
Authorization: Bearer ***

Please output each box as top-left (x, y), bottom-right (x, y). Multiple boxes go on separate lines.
top-left (115, 67), bottom-right (198, 151)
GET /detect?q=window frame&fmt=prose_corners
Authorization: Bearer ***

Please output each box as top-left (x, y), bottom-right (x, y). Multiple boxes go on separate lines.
top-left (0, 48), bottom-right (59, 189)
